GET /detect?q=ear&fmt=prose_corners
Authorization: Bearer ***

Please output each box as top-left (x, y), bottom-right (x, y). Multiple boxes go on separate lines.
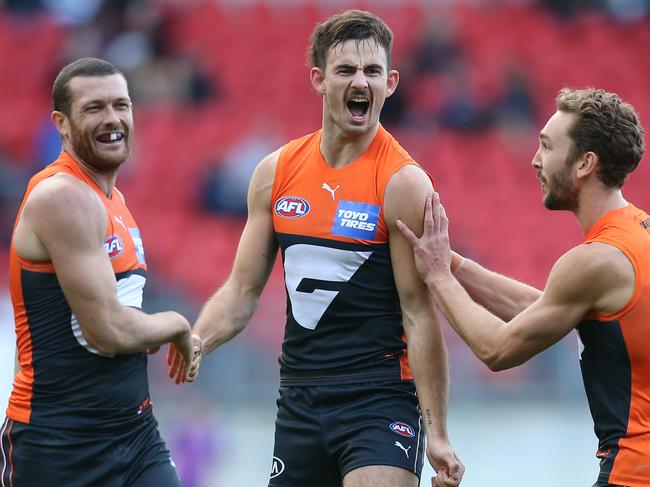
top-left (385, 69), bottom-right (399, 98)
top-left (576, 151), bottom-right (598, 179)
top-left (310, 67), bottom-right (325, 96)
top-left (51, 111), bottom-right (69, 138)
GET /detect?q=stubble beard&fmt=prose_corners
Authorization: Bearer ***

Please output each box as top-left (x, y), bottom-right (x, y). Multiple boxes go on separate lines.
top-left (543, 160), bottom-right (580, 212)
top-left (69, 121), bottom-right (131, 174)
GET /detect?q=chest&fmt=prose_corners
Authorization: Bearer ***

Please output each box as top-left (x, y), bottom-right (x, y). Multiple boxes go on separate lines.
top-left (273, 171), bottom-right (386, 244)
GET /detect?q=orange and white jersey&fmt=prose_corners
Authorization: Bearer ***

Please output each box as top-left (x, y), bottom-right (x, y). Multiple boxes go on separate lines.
top-left (7, 151), bottom-right (151, 430)
top-left (578, 203), bottom-right (650, 485)
top-left (272, 125), bottom-right (423, 385)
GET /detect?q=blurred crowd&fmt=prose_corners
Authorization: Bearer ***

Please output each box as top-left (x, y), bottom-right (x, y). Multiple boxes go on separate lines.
top-left (0, 2), bottom-right (647, 484)
top-left (0, 0), bottom-right (648, 231)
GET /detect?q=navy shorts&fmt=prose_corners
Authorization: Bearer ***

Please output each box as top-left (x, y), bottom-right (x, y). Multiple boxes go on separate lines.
top-left (269, 380), bottom-right (425, 487)
top-left (0, 414), bottom-right (181, 487)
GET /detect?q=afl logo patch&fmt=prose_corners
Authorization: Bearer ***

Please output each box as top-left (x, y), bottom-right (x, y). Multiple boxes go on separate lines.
top-left (104, 235), bottom-right (124, 259)
top-left (390, 421), bottom-right (415, 438)
top-left (270, 456), bottom-right (285, 479)
top-left (275, 196), bottom-right (310, 219)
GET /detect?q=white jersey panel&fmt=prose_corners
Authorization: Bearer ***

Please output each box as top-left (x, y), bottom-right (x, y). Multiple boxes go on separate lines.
top-left (70, 273), bottom-right (146, 355)
top-left (284, 244), bottom-right (372, 330)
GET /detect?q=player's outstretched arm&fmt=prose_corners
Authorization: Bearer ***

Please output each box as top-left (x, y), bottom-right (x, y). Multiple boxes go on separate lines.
top-left (385, 166), bottom-right (464, 487)
top-left (187, 149), bottom-right (280, 360)
top-left (400, 202), bottom-right (541, 321)
top-left (15, 174), bottom-right (193, 362)
top-left (398, 194), bottom-right (634, 370)
top-left (451, 255), bottom-right (541, 321)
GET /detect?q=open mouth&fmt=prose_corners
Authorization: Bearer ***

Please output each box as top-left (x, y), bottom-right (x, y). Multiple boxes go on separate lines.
top-left (96, 132), bottom-right (125, 144)
top-left (347, 97), bottom-right (369, 119)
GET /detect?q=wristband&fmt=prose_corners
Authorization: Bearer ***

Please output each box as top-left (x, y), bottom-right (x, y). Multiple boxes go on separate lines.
top-left (451, 251), bottom-right (464, 273)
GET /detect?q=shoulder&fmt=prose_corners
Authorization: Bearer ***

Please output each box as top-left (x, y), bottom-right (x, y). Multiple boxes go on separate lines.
top-left (545, 242), bottom-right (633, 304)
top-left (384, 164), bottom-right (433, 227)
top-left (25, 173), bottom-right (106, 223)
top-left (553, 242), bottom-right (629, 279)
top-left (24, 173), bottom-right (107, 235)
top-left (248, 147), bottom-right (283, 211)
top-left (279, 131), bottom-right (320, 162)
top-left (386, 163), bottom-right (430, 189)
top-left (252, 147), bottom-right (282, 184)
top-left (383, 130), bottom-right (415, 163)
top-left (385, 164), bottom-right (432, 205)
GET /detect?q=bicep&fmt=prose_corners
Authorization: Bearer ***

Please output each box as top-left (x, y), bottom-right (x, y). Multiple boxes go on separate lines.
top-left (390, 225), bottom-right (432, 317)
top-left (228, 151), bottom-right (279, 292)
top-left (385, 165), bottom-right (435, 320)
top-left (498, 250), bottom-right (601, 365)
top-left (28, 180), bottom-right (121, 336)
top-left (229, 207), bottom-right (278, 292)
top-left (503, 295), bottom-right (588, 363)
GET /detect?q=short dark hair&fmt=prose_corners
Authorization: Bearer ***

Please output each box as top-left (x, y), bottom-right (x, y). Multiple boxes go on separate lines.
top-left (52, 57), bottom-right (127, 116)
top-left (556, 87), bottom-right (645, 188)
top-left (308, 10), bottom-right (394, 70)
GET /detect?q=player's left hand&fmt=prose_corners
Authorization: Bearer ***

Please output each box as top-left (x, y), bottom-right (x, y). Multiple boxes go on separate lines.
top-left (427, 438), bottom-right (464, 487)
top-left (186, 334), bottom-right (203, 382)
top-left (396, 192), bottom-right (452, 286)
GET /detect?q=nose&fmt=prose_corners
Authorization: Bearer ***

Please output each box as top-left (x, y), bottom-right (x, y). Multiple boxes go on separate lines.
top-left (531, 148), bottom-right (542, 169)
top-left (351, 67), bottom-right (368, 89)
top-left (102, 106), bottom-right (120, 127)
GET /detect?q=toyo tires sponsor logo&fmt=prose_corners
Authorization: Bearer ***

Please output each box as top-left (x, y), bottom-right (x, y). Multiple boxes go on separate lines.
top-left (390, 421), bottom-right (415, 438)
top-left (275, 196), bottom-right (310, 219)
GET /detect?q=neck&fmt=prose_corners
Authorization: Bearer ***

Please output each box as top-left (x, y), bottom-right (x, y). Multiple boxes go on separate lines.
top-left (575, 186), bottom-right (628, 235)
top-left (63, 145), bottom-right (117, 198)
top-left (319, 119), bottom-right (380, 169)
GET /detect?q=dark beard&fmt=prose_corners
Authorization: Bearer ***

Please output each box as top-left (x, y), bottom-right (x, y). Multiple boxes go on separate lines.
top-left (69, 122), bottom-right (130, 174)
top-left (543, 161), bottom-right (579, 211)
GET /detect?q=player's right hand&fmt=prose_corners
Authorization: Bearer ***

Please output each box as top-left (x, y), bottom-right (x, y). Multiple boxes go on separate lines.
top-left (427, 438), bottom-right (464, 487)
top-left (167, 332), bottom-right (202, 384)
top-left (167, 327), bottom-right (192, 384)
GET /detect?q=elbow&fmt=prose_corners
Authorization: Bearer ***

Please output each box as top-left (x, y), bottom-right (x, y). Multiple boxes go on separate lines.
top-left (84, 334), bottom-right (120, 357)
top-left (483, 350), bottom-right (524, 372)
top-left (78, 319), bottom-right (125, 357)
top-left (485, 357), bottom-right (509, 372)
top-left (479, 349), bottom-right (504, 372)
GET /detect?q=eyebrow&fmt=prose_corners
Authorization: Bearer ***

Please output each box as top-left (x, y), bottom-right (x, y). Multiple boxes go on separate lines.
top-left (334, 62), bottom-right (385, 71)
top-left (539, 133), bottom-right (551, 141)
top-left (81, 97), bottom-right (131, 107)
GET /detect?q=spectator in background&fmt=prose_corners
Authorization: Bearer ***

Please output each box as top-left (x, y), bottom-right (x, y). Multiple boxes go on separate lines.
top-left (494, 64), bottom-right (536, 130)
top-left (411, 15), bottom-right (463, 77)
top-left (57, 0), bottom-right (216, 106)
top-left (2, 0), bottom-right (42, 14)
top-left (201, 128), bottom-right (279, 217)
top-left (103, 1), bottom-right (215, 105)
top-left (0, 151), bottom-right (31, 246)
top-left (437, 64), bottom-right (494, 131)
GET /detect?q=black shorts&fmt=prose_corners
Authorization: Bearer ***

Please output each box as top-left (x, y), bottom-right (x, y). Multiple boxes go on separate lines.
top-left (269, 380), bottom-right (425, 487)
top-left (0, 414), bottom-right (181, 487)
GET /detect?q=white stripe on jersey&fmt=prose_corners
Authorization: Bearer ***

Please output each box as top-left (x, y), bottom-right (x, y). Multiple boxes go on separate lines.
top-left (0, 417), bottom-right (8, 487)
top-left (71, 273), bottom-right (146, 355)
top-left (414, 407), bottom-right (423, 472)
